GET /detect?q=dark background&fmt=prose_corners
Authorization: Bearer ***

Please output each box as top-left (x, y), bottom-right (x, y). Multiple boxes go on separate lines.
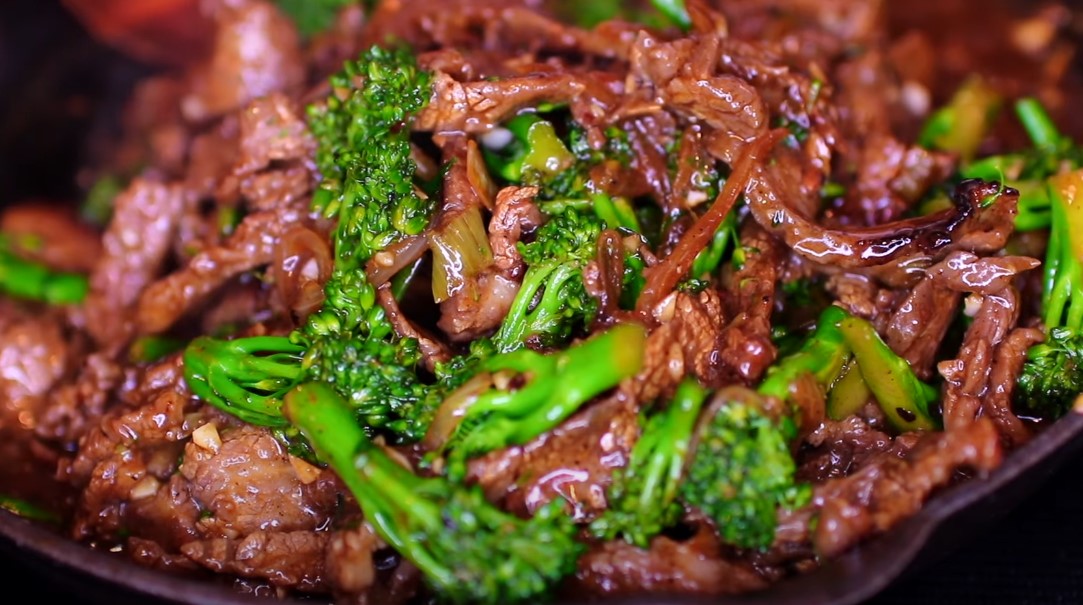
top-left (2, 1), bottom-right (1082, 604)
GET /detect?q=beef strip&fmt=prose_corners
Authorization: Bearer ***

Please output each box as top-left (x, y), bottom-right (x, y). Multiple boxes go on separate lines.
top-left (181, 0), bottom-right (305, 122)
top-left (938, 284), bottom-right (1036, 445)
top-left (811, 417), bottom-right (1002, 557)
top-left (573, 514), bottom-right (768, 596)
top-left (635, 289), bottom-right (728, 403)
top-left (466, 392), bottom-right (639, 522)
top-left (84, 179), bottom-right (185, 346)
top-left (716, 221), bottom-right (785, 385)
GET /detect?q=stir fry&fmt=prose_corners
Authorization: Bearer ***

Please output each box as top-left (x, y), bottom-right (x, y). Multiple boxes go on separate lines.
top-left (2, 0), bottom-right (1082, 603)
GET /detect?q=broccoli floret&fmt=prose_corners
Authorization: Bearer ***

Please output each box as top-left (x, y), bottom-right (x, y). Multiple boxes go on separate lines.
top-left (433, 323), bottom-right (646, 479)
top-left (183, 45), bottom-right (440, 444)
top-left (678, 396), bottom-right (809, 551)
top-left (962, 98), bottom-right (1082, 231)
top-left (284, 382), bottom-right (583, 605)
top-left (0, 233), bottom-right (88, 305)
top-left (757, 305), bottom-right (851, 404)
top-left (274, 0), bottom-right (357, 38)
top-left (592, 379), bottom-right (809, 551)
top-left (1017, 327), bottom-right (1083, 417)
top-left (589, 379), bottom-right (708, 548)
top-left (491, 207), bottom-right (604, 352)
top-left (1015, 168), bottom-right (1083, 418)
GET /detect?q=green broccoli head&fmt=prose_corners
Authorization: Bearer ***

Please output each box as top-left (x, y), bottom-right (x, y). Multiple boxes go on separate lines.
top-left (679, 397), bottom-right (810, 551)
top-left (1016, 327), bottom-right (1083, 419)
top-left (492, 207), bottom-right (603, 352)
top-left (284, 382), bottom-right (583, 605)
top-left (590, 379), bottom-right (708, 548)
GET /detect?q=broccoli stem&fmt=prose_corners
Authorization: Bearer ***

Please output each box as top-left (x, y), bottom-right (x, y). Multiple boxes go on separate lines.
top-left (1042, 170), bottom-right (1083, 331)
top-left (284, 382), bottom-right (583, 604)
top-left (0, 495), bottom-right (61, 524)
top-left (651, 0), bottom-right (690, 29)
top-left (182, 335), bottom-right (305, 428)
top-left (492, 262), bottom-right (578, 352)
top-left (1015, 170), bottom-right (1083, 418)
top-left (757, 305), bottom-right (938, 432)
top-left (591, 378), bottom-right (708, 547)
top-left (757, 305), bottom-right (850, 404)
top-left (1016, 97), bottom-right (1062, 151)
top-left (835, 315), bottom-right (940, 432)
top-left (441, 322), bottom-right (646, 477)
top-left (826, 359), bottom-right (871, 420)
top-left (0, 241), bottom-right (88, 305)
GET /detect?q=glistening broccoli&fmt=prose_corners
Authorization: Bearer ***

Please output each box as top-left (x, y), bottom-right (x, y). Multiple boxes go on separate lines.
top-left (432, 323), bottom-right (646, 479)
top-left (284, 382), bottom-right (584, 605)
top-left (0, 233), bottom-right (88, 305)
top-left (758, 305), bottom-right (939, 432)
top-left (1015, 168), bottom-right (1083, 418)
top-left (183, 45), bottom-right (437, 443)
top-left (591, 379), bottom-right (809, 551)
top-left (491, 206), bottom-right (604, 352)
top-left (589, 379), bottom-right (708, 548)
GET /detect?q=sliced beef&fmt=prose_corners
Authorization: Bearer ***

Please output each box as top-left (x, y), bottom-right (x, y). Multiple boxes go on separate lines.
top-left (811, 417), bottom-right (1002, 557)
top-left (635, 289), bottom-right (728, 403)
top-left (573, 515), bottom-right (767, 596)
top-left (181, 0), bottom-right (305, 122)
top-left (466, 393), bottom-right (639, 522)
top-left (84, 179), bottom-right (185, 346)
top-left (181, 530), bottom-right (330, 592)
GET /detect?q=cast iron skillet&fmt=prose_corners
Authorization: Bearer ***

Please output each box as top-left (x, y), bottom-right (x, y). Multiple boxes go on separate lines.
top-left (4, 2), bottom-right (1083, 604)
top-left (2, 410), bottom-right (1082, 605)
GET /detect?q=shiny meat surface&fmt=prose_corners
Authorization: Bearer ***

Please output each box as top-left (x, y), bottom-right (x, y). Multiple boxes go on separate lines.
top-left (1, 0), bottom-right (1080, 602)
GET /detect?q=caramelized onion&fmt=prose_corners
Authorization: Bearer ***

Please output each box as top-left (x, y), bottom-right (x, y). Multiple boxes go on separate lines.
top-left (636, 129), bottom-right (784, 315)
top-left (273, 225), bottom-right (333, 321)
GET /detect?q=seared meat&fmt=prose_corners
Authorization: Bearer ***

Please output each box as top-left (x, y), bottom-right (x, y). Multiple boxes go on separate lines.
top-left (4, 0), bottom-right (1080, 602)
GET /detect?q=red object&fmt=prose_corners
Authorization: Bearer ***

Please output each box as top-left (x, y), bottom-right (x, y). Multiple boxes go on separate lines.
top-left (61, 0), bottom-right (213, 66)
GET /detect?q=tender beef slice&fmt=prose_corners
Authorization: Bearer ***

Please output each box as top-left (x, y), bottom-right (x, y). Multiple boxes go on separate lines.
top-left (796, 416), bottom-right (899, 483)
top-left (824, 272), bottom-right (896, 322)
top-left (235, 93), bottom-right (315, 175)
top-left (181, 530), bottom-right (330, 592)
top-left (926, 251), bottom-right (1040, 295)
top-left (812, 417), bottom-right (1002, 558)
top-left (467, 393), bottom-right (639, 522)
top-left (416, 69), bottom-right (623, 137)
top-left (938, 287), bottom-right (1027, 441)
top-left (364, 0), bottom-right (631, 62)
top-left (135, 205), bottom-right (308, 335)
top-left (179, 424), bottom-right (337, 538)
top-left (881, 277), bottom-right (960, 379)
top-left (572, 516), bottom-right (767, 596)
top-left (67, 388), bottom-right (202, 548)
top-left (437, 272), bottom-right (520, 342)
top-left (184, 116), bottom-right (240, 201)
top-left (635, 289), bottom-right (728, 403)
top-left (181, 0), bottom-right (305, 122)
top-left (85, 179), bottom-right (185, 346)
top-left (716, 223), bottom-right (784, 384)
top-left (748, 163), bottom-right (1020, 275)
top-left (0, 308), bottom-right (73, 418)
top-left (35, 351), bottom-right (124, 444)
top-left (487, 185), bottom-right (542, 278)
